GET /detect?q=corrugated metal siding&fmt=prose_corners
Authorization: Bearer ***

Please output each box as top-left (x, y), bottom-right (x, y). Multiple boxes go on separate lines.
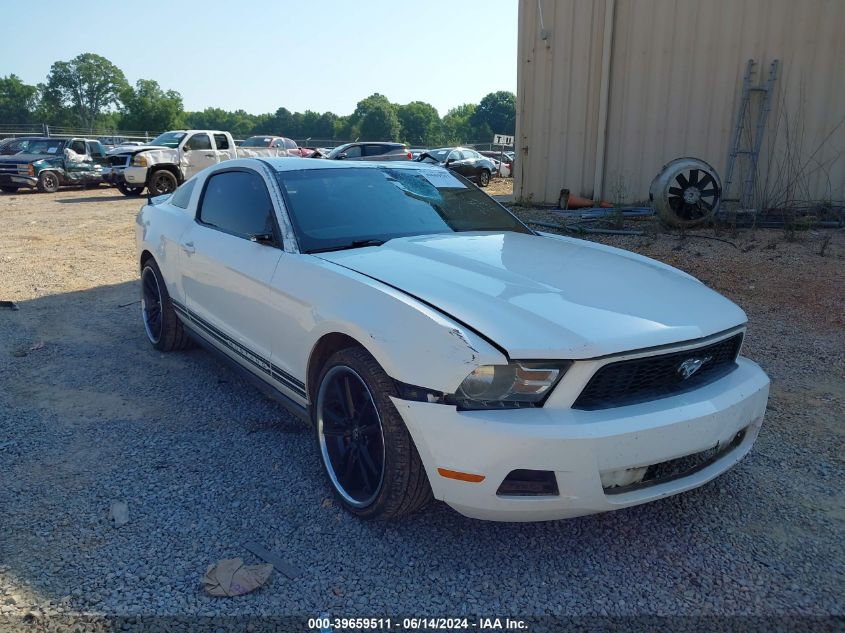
top-left (516, 0), bottom-right (845, 205)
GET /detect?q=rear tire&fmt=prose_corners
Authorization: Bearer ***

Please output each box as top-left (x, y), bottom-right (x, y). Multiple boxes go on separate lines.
top-left (314, 347), bottom-right (432, 519)
top-left (140, 258), bottom-right (193, 352)
top-left (478, 169), bottom-right (491, 187)
top-left (36, 171), bottom-right (60, 193)
top-left (1, 186), bottom-right (19, 193)
top-left (117, 183), bottom-right (145, 196)
top-left (148, 170), bottom-right (178, 196)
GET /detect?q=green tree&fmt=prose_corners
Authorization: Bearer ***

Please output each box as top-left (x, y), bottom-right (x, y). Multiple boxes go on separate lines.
top-left (470, 90), bottom-right (516, 138)
top-left (119, 79), bottom-right (184, 132)
top-left (44, 53), bottom-right (128, 130)
top-left (397, 101), bottom-right (441, 146)
top-left (0, 75), bottom-right (38, 124)
top-left (359, 103), bottom-right (401, 141)
top-left (442, 103), bottom-right (477, 144)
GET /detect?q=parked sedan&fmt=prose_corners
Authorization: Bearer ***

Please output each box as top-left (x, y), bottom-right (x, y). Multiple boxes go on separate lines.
top-left (241, 135), bottom-right (302, 156)
top-left (136, 158), bottom-right (769, 521)
top-left (327, 142), bottom-right (411, 161)
top-left (415, 147), bottom-right (496, 187)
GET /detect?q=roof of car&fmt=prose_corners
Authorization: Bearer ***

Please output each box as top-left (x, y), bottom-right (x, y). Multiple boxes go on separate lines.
top-left (260, 157), bottom-right (441, 173)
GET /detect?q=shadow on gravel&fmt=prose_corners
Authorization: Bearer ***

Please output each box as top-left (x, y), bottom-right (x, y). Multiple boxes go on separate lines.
top-left (55, 194), bottom-right (128, 204)
top-left (0, 281), bottom-right (842, 619)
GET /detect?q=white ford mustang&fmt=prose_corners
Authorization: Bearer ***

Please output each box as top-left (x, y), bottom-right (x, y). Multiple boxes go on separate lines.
top-left (136, 157), bottom-right (770, 521)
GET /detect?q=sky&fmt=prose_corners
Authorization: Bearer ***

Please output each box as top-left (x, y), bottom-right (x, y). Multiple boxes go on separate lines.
top-left (1, 0), bottom-right (518, 117)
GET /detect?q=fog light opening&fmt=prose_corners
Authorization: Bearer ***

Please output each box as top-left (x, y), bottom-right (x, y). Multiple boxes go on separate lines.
top-left (496, 469), bottom-right (559, 496)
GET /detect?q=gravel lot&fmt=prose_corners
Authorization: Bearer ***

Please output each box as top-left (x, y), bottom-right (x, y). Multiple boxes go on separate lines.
top-left (0, 185), bottom-right (843, 628)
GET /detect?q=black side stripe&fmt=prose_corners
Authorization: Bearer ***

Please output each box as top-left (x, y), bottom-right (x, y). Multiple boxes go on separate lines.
top-left (170, 298), bottom-right (306, 398)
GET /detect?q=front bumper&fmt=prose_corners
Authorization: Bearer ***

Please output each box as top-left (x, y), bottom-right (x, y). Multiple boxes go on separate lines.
top-left (124, 166), bottom-right (149, 185)
top-left (102, 167), bottom-right (126, 185)
top-left (0, 174), bottom-right (37, 189)
top-left (392, 357), bottom-right (770, 521)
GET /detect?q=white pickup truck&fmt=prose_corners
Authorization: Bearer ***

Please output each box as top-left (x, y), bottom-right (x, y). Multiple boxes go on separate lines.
top-left (104, 130), bottom-right (287, 196)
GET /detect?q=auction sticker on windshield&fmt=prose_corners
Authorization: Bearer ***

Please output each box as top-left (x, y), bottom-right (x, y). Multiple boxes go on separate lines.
top-left (421, 169), bottom-right (466, 189)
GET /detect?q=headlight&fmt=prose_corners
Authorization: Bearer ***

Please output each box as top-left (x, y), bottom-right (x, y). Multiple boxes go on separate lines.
top-left (132, 155), bottom-right (148, 167)
top-left (450, 361), bottom-right (572, 410)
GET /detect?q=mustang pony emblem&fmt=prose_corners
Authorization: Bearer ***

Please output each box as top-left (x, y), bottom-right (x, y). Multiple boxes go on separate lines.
top-left (677, 355), bottom-right (713, 380)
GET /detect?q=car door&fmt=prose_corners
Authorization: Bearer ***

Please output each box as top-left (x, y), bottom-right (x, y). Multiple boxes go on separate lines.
top-left (64, 138), bottom-right (95, 182)
top-left (212, 133), bottom-right (236, 161)
top-left (179, 168), bottom-right (283, 369)
top-left (446, 149), bottom-right (471, 178)
top-left (181, 133), bottom-right (217, 178)
top-left (86, 141), bottom-right (109, 181)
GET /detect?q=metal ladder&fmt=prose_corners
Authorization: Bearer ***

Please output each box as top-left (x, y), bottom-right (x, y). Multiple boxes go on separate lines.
top-left (722, 59), bottom-right (779, 211)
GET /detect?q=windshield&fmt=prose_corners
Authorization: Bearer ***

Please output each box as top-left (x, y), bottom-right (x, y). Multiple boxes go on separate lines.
top-left (0, 138), bottom-right (32, 155)
top-left (242, 136), bottom-right (273, 147)
top-left (148, 131), bottom-right (186, 148)
top-left (277, 166), bottom-right (531, 253)
top-left (19, 139), bottom-right (65, 155)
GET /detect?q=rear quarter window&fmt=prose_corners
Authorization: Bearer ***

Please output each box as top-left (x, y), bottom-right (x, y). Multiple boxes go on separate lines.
top-left (170, 179), bottom-right (197, 209)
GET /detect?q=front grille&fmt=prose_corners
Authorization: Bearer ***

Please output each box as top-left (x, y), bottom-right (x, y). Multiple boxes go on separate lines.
top-left (0, 163), bottom-right (29, 174)
top-left (108, 155), bottom-right (130, 167)
top-left (573, 333), bottom-right (743, 410)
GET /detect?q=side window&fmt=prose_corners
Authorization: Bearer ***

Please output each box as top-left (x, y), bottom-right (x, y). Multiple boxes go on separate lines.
top-left (283, 138), bottom-right (298, 150)
top-left (87, 142), bottom-right (104, 157)
top-left (464, 149), bottom-right (479, 159)
top-left (272, 139), bottom-right (285, 148)
top-left (213, 134), bottom-right (230, 150)
top-left (170, 178), bottom-right (197, 209)
top-left (343, 145), bottom-right (363, 158)
top-left (362, 144), bottom-right (387, 157)
top-left (68, 139), bottom-right (87, 154)
top-left (186, 133), bottom-right (212, 151)
top-left (198, 171), bottom-right (276, 241)
top-left (447, 150), bottom-right (462, 162)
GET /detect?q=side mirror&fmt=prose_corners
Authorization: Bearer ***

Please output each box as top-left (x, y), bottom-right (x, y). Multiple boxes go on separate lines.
top-left (445, 158), bottom-right (455, 165)
top-left (336, 152), bottom-right (347, 160)
top-left (182, 145), bottom-right (191, 152)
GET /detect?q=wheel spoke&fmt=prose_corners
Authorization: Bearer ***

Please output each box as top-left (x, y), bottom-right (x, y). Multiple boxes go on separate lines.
top-left (342, 446), bottom-right (358, 483)
top-left (700, 188), bottom-right (717, 197)
top-left (358, 444), bottom-right (381, 478)
top-left (355, 455), bottom-right (371, 491)
top-left (332, 379), bottom-right (350, 417)
top-left (343, 376), bottom-right (356, 417)
top-left (322, 427), bottom-right (350, 438)
top-left (701, 198), bottom-right (715, 211)
top-left (668, 187), bottom-right (683, 196)
top-left (676, 173), bottom-right (690, 189)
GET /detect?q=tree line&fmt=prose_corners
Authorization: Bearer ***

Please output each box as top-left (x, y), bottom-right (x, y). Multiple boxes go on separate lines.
top-left (0, 53), bottom-right (516, 144)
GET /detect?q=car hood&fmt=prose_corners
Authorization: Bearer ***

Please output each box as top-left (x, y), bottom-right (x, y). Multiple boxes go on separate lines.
top-left (107, 145), bottom-right (171, 156)
top-left (316, 232), bottom-right (747, 359)
top-left (0, 153), bottom-right (55, 163)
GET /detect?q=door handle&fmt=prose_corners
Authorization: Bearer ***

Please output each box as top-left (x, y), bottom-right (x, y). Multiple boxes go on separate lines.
top-left (181, 241), bottom-right (195, 255)
top-left (204, 153), bottom-right (215, 158)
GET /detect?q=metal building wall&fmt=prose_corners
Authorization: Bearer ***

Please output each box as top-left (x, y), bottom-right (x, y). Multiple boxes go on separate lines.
top-left (516, 0), bottom-right (845, 205)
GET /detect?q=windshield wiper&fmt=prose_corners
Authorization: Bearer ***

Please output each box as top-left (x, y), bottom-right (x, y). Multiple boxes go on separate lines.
top-left (307, 238), bottom-right (387, 254)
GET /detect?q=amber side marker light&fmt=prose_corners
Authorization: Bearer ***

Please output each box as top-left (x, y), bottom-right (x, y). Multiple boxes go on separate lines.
top-left (437, 468), bottom-right (485, 483)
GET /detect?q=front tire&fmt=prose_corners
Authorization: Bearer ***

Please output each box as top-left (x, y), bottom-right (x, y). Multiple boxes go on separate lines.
top-left (148, 170), bottom-right (178, 196)
top-left (478, 169), bottom-right (491, 187)
top-left (36, 171), bottom-right (60, 193)
top-left (314, 347), bottom-right (432, 519)
top-left (140, 259), bottom-right (193, 352)
top-left (117, 182), bottom-right (145, 196)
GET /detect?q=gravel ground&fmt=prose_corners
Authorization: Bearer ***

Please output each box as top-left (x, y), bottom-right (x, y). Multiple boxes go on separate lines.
top-left (0, 186), bottom-right (843, 629)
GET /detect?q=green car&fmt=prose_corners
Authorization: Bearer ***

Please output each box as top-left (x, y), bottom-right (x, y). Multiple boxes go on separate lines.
top-left (0, 137), bottom-right (109, 193)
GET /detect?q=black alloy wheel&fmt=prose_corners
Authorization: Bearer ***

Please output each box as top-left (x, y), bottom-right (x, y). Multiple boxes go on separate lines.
top-left (141, 265), bottom-right (164, 345)
top-left (317, 365), bottom-right (386, 508)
